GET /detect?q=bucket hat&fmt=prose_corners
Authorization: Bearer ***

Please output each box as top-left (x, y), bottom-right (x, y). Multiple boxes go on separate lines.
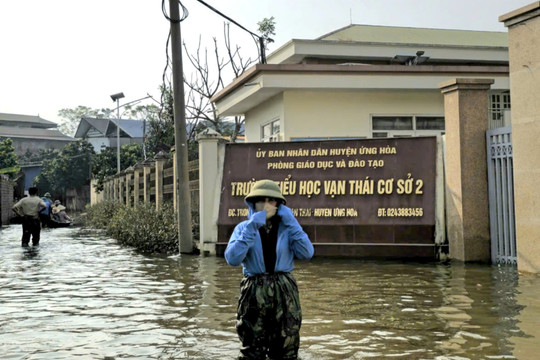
top-left (44, 192), bottom-right (51, 198)
top-left (52, 204), bottom-right (66, 213)
top-left (245, 179), bottom-right (286, 204)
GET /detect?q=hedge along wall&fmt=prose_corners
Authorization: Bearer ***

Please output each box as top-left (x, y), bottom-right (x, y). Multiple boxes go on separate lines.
top-left (0, 175), bottom-right (14, 225)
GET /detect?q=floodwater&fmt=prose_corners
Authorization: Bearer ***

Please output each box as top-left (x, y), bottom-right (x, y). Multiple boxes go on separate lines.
top-left (1, 225), bottom-right (539, 360)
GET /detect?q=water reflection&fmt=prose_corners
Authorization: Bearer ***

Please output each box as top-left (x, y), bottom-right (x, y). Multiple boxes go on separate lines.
top-left (1, 225), bottom-right (539, 359)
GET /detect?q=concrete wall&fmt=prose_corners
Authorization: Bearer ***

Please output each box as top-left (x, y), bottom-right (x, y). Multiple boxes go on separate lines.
top-left (0, 175), bottom-right (14, 225)
top-left (66, 186), bottom-right (90, 212)
top-left (501, 2), bottom-right (540, 273)
top-left (3, 137), bottom-right (72, 156)
top-left (90, 179), bottom-right (103, 205)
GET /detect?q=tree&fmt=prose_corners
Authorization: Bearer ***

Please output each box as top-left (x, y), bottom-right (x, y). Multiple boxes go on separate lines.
top-left (0, 138), bottom-right (18, 169)
top-left (258, 16), bottom-right (276, 50)
top-left (91, 143), bottom-right (144, 191)
top-left (145, 85), bottom-right (176, 156)
top-left (34, 139), bottom-right (95, 197)
top-left (57, 106), bottom-right (114, 137)
top-left (141, 86), bottom-right (200, 161)
top-left (18, 148), bottom-right (56, 165)
top-left (182, 17), bottom-right (276, 143)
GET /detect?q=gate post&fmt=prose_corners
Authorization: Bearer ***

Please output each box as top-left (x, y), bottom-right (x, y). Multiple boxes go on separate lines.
top-left (118, 171), bottom-right (125, 205)
top-left (142, 158), bottom-right (154, 204)
top-left (197, 129), bottom-right (223, 255)
top-left (439, 78), bottom-right (493, 262)
top-left (107, 177), bottom-right (113, 201)
top-left (501, 3), bottom-right (540, 273)
top-left (113, 174), bottom-right (118, 202)
top-left (133, 163), bottom-right (143, 207)
top-left (125, 167), bottom-right (134, 207)
top-left (154, 151), bottom-right (169, 210)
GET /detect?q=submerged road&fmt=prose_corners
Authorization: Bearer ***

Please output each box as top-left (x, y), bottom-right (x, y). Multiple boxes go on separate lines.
top-left (1, 224), bottom-right (539, 359)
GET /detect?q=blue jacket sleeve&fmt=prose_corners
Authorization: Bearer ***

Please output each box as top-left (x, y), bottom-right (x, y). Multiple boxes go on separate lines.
top-left (224, 211), bottom-right (266, 266)
top-left (278, 205), bottom-right (314, 260)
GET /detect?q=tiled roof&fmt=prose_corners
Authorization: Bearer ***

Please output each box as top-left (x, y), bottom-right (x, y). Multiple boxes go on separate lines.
top-left (75, 117), bottom-right (144, 138)
top-left (0, 112), bottom-right (57, 129)
top-left (316, 24), bottom-right (508, 47)
top-left (0, 126), bottom-right (73, 141)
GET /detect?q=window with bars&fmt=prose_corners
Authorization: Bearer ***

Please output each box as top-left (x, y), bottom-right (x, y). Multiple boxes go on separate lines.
top-left (489, 91), bottom-right (511, 128)
top-left (261, 119), bottom-right (280, 142)
top-left (371, 115), bottom-right (445, 138)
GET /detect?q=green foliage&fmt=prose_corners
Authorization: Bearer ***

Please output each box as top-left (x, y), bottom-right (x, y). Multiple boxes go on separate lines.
top-left (146, 85), bottom-right (176, 155)
top-left (87, 202), bottom-right (179, 254)
top-left (33, 174), bottom-right (54, 197)
top-left (0, 138), bottom-right (19, 169)
top-left (143, 85), bottom-right (199, 160)
top-left (258, 16), bottom-right (276, 49)
top-left (91, 143), bottom-right (144, 192)
top-left (35, 139), bottom-right (95, 196)
top-left (58, 84), bottom-right (199, 188)
top-left (18, 148), bottom-right (57, 165)
top-left (0, 166), bottom-right (20, 174)
top-left (85, 200), bottom-right (122, 228)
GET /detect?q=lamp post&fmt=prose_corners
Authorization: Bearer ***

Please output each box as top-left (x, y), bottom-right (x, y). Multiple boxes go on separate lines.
top-left (110, 92), bottom-right (125, 173)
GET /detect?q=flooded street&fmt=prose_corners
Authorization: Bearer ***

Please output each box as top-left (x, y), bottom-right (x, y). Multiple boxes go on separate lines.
top-left (1, 225), bottom-right (539, 359)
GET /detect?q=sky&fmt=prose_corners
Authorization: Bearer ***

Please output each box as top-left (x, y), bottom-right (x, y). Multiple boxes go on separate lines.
top-left (0, 0), bottom-right (532, 125)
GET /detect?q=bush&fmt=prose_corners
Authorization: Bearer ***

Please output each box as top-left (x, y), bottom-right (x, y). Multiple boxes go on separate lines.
top-left (86, 201), bottom-right (179, 254)
top-left (85, 200), bottom-right (122, 228)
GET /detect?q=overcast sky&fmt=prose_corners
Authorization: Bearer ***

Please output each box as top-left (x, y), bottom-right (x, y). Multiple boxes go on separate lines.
top-left (0, 0), bottom-right (532, 124)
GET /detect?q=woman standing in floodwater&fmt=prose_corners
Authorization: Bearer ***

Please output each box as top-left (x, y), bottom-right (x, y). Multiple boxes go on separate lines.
top-left (225, 179), bottom-right (314, 360)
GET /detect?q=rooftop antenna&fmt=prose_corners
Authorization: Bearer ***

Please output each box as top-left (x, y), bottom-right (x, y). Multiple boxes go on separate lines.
top-left (350, 8), bottom-right (352, 25)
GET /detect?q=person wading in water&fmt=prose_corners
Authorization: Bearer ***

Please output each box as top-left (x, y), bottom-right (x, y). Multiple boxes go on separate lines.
top-left (12, 187), bottom-right (46, 247)
top-left (225, 179), bottom-right (314, 360)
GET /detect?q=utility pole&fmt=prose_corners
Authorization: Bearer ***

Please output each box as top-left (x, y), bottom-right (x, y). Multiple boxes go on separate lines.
top-left (169, 0), bottom-right (193, 253)
top-left (110, 92), bottom-right (125, 173)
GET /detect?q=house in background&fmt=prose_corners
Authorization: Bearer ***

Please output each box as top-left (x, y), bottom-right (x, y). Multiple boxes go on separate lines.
top-left (0, 112), bottom-right (74, 193)
top-left (0, 112), bottom-right (74, 155)
top-left (212, 24), bottom-right (511, 142)
top-left (74, 117), bottom-right (145, 153)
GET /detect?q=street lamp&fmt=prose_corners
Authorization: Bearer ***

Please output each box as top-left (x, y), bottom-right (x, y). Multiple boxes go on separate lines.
top-left (110, 92), bottom-right (125, 173)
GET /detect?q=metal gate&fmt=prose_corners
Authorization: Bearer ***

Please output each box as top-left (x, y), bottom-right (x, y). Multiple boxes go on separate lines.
top-left (486, 126), bottom-right (516, 265)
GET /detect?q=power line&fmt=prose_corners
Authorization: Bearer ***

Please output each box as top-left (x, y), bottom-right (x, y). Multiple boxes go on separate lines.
top-left (195, 0), bottom-right (260, 38)
top-left (195, 0), bottom-right (266, 63)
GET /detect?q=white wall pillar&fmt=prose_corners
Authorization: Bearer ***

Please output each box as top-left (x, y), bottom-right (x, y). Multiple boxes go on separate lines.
top-left (197, 129), bottom-right (225, 255)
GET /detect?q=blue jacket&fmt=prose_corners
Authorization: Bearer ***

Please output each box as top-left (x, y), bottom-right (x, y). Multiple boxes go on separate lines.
top-left (41, 198), bottom-right (52, 216)
top-left (225, 203), bottom-right (314, 276)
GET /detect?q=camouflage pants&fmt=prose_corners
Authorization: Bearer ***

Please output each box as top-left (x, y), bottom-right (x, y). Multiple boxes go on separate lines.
top-left (236, 272), bottom-right (302, 360)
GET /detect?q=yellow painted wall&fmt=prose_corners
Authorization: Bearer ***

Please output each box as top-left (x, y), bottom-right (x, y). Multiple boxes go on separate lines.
top-left (244, 90), bottom-right (444, 142)
top-left (245, 93), bottom-right (284, 141)
top-left (283, 90), bottom-right (444, 140)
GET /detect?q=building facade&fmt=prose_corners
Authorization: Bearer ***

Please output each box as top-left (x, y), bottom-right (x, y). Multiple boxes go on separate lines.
top-left (74, 117), bottom-right (145, 153)
top-left (212, 25), bottom-right (511, 142)
top-left (0, 112), bottom-right (74, 155)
